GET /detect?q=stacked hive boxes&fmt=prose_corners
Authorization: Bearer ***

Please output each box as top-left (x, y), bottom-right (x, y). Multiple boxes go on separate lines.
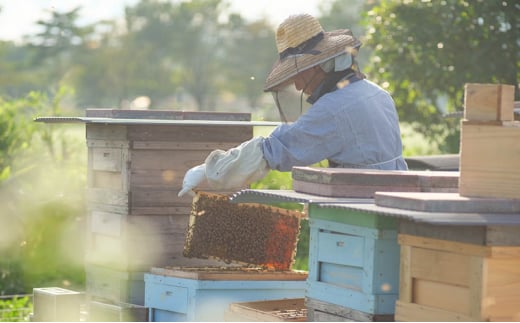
top-left (392, 83), bottom-right (520, 322)
top-left (83, 109), bottom-right (253, 317)
top-left (144, 191), bottom-right (308, 321)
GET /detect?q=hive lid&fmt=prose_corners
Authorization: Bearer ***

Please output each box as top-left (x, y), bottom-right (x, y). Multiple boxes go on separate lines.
top-left (375, 192), bottom-right (520, 214)
top-left (291, 167), bottom-right (459, 198)
top-left (229, 189), bottom-right (372, 204)
top-left (149, 266), bottom-right (307, 281)
top-left (183, 191), bottom-right (304, 271)
top-left (318, 203), bottom-right (520, 226)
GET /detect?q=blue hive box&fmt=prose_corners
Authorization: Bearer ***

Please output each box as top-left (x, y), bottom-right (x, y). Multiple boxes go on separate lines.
top-left (144, 267), bottom-right (307, 322)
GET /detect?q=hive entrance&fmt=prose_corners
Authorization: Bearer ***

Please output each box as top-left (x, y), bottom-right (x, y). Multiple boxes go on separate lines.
top-left (184, 191), bottom-right (302, 270)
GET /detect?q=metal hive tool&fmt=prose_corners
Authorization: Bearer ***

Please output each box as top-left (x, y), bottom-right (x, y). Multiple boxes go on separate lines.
top-left (183, 191), bottom-right (303, 271)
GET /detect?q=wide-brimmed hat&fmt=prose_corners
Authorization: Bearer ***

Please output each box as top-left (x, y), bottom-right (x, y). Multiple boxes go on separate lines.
top-left (264, 13), bottom-right (362, 92)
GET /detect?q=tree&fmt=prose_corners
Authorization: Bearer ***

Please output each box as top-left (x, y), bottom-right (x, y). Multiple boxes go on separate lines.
top-left (219, 14), bottom-right (275, 110)
top-left (364, 0), bottom-right (519, 153)
top-left (28, 7), bottom-right (95, 87)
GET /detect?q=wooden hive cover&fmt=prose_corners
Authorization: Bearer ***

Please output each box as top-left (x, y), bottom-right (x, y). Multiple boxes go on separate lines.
top-left (292, 167), bottom-right (459, 198)
top-left (183, 191), bottom-right (304, 271)
top-left (149, 266), bottom-right (307, 281)
top-left (375, 192), bottom-right (520, 213)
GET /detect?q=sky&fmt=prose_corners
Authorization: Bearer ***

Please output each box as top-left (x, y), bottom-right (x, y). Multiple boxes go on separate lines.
top-left (0, 0), bottom-right (322, 42)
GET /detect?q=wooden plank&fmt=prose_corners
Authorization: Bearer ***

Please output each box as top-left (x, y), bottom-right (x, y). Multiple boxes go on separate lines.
top-left (91, 147), bottom-right (123, 172)
top-left (398, 234), bottom-right (490, 257)
top-left (132, 140), bottom-right (238, 151)
top-left (126, 124), bottom-right (252, 142)
top-left (464, 83), bottom-right (515, 122)
top-left (91, 171), bottom-right (123, 190)
top-left (85, 109), bottom-right (251, 121)
top-left (293, 180), bottom-right (421, 198)
top-left (459, 122), bottom-right (520, 199)
top-left (413, 279), bottom-right (470, 315)
top-left (86, 124), bottom-right (128, 140)
top-left (485, 257), bottom-right (520, 320)
top-left (149, 267), bottom-right (308, 281)
top-left (399, 221), bottom-right (487, 245)
top-left (87, 139), bottom-right (130, 148)
top-left (410, 246), bottom-right (471, 287)
top-left (469, 256), bottom-right (485, 319)
top-left (317, 231), bottom-right (365, 267)
top-left (129, 149), bottom-right (211, 171)
top-left (87, 188), bottom-right (129, 208)
top-left (375, 192), bottom-right (520, 213)
top-left (399, 245), bottom-right (412, 303)
top-left (395, 301), bottom-right (475, 322)
top-left (90, 210), bottom-right (123, 236)
top-left (292, 168), bottom-right (458, 198)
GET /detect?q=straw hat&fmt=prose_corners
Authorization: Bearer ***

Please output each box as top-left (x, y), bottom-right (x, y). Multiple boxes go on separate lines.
top-left (264, 13), bottom-right (362, 92)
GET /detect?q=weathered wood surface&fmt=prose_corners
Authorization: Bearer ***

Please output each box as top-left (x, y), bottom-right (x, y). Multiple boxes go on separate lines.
top-left (399, 221), bottom-right (520, 246)
top-left (292, 167), bottom-right (458, 198)
top-left (149, 266), bottom-right (308, 281)
top-left (305, 298), bottom-right (394, 322)
top-left (397, 234), bottom-right (520, 321)
top-left (318, 203), bottom-right (520, 226)
top-left (463, 83), bottom-right (515, 122)
top-left (86, 108), bottom-right (251, 121)
top-left (375, 192), bottom-right (520, 213)
top-left (459, 121), bottom-right (520, 199)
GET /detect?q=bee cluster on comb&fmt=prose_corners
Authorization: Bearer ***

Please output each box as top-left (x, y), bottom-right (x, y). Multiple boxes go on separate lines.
top-left (184, 191), bottom-right (303, 271)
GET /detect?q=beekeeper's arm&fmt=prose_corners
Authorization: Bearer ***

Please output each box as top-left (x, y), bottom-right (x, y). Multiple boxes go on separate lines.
top-left (178, 136), bottom-right (269, 197)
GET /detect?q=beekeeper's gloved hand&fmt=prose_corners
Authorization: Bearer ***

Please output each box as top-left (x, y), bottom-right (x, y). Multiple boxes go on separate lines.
top-left (205, 136), bottom-right (269, 189)
top-left (178, 164), bottom-right (207, 197)
top-left (177, 137), bottom-right (270, 197)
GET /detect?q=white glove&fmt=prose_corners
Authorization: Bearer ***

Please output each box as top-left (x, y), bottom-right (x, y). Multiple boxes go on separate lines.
top-left (205, 136), bottom-right (269, 190)
top-left (178, 164), bottom-right (207, 197)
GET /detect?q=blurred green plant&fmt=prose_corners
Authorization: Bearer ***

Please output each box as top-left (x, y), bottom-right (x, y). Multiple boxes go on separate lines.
top-left (0, 86), bottom-right (86, 295)
top-left (0, 295), bottom-right (32, 322)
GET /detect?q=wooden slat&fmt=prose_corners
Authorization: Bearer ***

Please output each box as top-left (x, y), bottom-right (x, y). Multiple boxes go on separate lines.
top-left (399, 245), bottom-right (413, 303)
top-left (410, 247), bottom-right (471, 287)
top-left (413, 279), bottom-right (470, 315)
top-left (149, 267), bottom-right (308, 281)
top-left (86, 124), bottom-right (128, 140)
top-left (459, 122), bottom-right (520, 199)
top-left (375, 192), bottom-right (520, 213)
top-left (127, 124), bottom-right (252, 142)
top-left (398, 234), bottom-right (490, 257)
top-left (132, 141), bottom-right (238, 151)
top-left (464, 83), bottom-right (515, 122)
top-left (395, 301), bottom-right (475, 322)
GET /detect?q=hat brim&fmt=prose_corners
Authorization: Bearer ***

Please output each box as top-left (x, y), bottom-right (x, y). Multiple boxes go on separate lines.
top-left (264, 29), bottom-right (362, 92)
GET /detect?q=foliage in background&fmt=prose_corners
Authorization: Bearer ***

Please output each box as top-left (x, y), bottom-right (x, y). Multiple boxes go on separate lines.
top-left (0, 88), bottom-right (86, 295)
top-left (363, 0), bottom-right (519, 153)
top-left (0, 295), bottom-right (32, 322)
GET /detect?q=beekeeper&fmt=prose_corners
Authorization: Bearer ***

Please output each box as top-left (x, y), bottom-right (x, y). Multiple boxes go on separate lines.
top-left (178, 13), bottom-right (408, 197)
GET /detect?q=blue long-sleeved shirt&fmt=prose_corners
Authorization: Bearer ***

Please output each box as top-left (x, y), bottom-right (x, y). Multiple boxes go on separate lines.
top-left (262, 79), bottom-right (408, 171)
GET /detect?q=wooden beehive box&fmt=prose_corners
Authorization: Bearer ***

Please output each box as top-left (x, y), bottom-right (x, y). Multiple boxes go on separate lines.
top-left (396, 230), bottom-right (520, 322)
top-left (459, 83), bottom-right (520, 199)
top-left (306, 203), bottom-right (399, 321)
top-left (224, 298), bottom-right (307, 322)
top-left (84, 109), bottom-right (254, 274)
top-left (144, 267), bottom-right (307, 321)
top-left (292, 167), bottom-right (459, 198)
top-left (32, 287), bottom-right (84, 322)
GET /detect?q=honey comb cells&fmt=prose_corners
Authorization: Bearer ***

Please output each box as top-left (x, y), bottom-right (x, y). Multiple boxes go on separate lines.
top-left (184, 191), bottom-right (302, 270)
